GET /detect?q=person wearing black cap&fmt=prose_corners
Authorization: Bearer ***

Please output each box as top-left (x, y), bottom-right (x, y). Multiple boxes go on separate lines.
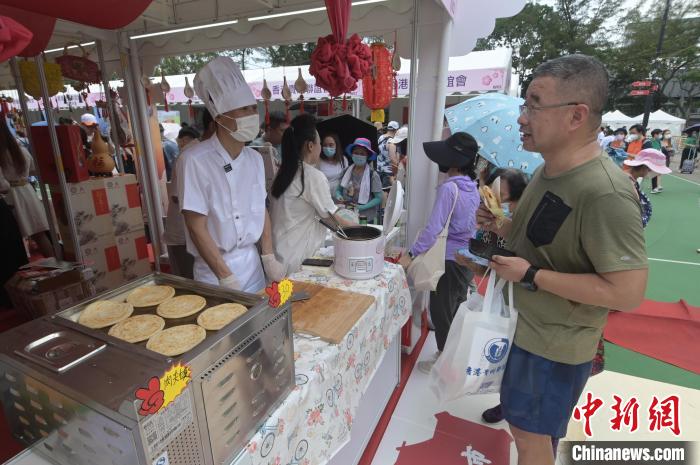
top-left (403, 132), bottom-right (481, 374)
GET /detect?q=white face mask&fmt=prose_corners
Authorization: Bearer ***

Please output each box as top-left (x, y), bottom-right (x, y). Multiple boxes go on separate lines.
top-left (626, 134), bottom-right (639, 142)
top-left (664, 134), bottom-right (672, 139)
top-left (218, 114), bottom-right (259, 142)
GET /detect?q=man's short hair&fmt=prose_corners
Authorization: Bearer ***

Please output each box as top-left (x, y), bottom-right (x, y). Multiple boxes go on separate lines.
top-left (532, 54), bottom-right (609, 120)
top-left (650, 128), bottom-right (662, 137)
top-left (629, 124), bottom-right (646, 135)
top-left (267, 111), bottom-right (287, 130)
top-left (614, 127), bottom-right (627, 135)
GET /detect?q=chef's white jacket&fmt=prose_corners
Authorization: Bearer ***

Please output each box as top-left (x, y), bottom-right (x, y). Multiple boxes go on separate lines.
top-left (270, 163), bottom-right (337, 275)
top-left (178, 135), bottom-right (266, 292)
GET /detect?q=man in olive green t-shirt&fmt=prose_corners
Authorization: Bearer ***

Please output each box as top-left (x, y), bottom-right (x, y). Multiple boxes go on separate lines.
top-left (478, 55), bottom-right (648, 465)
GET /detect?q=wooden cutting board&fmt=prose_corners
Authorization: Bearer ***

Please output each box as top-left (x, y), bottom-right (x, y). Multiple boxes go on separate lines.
top-left (290, 281), bottom-right (375, 344)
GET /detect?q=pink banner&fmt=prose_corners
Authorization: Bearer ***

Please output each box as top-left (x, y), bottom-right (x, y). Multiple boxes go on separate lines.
top-left (12, 68), bottom-right (506, 111)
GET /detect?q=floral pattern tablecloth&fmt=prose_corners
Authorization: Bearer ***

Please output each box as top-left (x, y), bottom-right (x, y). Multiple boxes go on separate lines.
top-left (232, 263), bottom-right (411, 465)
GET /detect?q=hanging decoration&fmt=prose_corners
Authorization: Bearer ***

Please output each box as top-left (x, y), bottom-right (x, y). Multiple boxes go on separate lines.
top-left (362, 42), bottom-right (393, 123)
top-left (281, 76), bottom-right (292, 123)
top-left (160, 70), bottom-right (170, 112)
top-left (261, 78), bottom-right (272, 125)
top-left (54, 43), bottom-right (101, 85)
top-left (18, 58), bottom-right (63, 99)
top-left (141, 75), bottom-right (152, 106)
top-left (392, 31), bottom-right (401, 98)
top-left (183, 76), bottom-right (195, 120)
top-left (294, 68), bottom-right (308, 114)
top-left (309, 0), bottom-right (372, 98)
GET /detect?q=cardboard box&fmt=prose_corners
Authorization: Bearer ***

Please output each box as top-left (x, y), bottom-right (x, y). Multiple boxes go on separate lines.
top-left (103, 175), bottom-right (145, 236)
top-left (82, 231), bottom-right (152, 293)
top-left (5, 268), bottom-right (95, 319)
top-left (51, 175), bottom-right (147, 257)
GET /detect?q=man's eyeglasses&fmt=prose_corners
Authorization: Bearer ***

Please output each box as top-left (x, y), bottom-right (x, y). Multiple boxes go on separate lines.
top-left (519, 102), bottom-right (582, 115)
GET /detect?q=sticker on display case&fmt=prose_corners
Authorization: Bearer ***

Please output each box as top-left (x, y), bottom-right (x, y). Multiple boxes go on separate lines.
top-left (135, 363), bottom-right (192, 416)
top-left (139, 387), bottom-right (194, 460)
top-left (152, 451), bottom-right (169, 465)
top-left (265, 278), bottom-right (293, 308)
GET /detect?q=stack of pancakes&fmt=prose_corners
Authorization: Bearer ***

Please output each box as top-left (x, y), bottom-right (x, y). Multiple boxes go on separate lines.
top-left (77, 285), bottom-right (249, 357)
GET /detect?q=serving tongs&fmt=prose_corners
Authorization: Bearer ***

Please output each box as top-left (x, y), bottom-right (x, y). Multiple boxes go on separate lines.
top-left (317, 214), bottom-right (349, 239)
top-left (327, 211), bottom-right (349, 239)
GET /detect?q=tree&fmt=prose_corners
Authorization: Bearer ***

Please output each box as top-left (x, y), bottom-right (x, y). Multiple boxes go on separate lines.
top-left (155, 49), bottom-right (263, 75)
top-left (475, 0), bottom-right (623, 95)
top-left (607, 0), bottom-right (700, 117)
top-left (260, 42), bottom-right (316, 67)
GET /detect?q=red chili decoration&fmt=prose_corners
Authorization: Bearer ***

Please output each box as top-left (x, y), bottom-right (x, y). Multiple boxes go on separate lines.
top-left (135, 376), bottom-right (165, 416)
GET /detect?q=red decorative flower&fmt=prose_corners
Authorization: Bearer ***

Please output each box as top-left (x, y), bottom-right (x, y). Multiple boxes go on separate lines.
top-left (135, 376), bottom-right (164, 416)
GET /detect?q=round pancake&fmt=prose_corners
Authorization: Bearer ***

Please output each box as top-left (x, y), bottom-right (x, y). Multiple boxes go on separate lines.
top-left (156, 295), bottom-right (207, 319)
top-left (126, 285), bottom-right (176, 307)
top-left (146, 325), bottom-right (206, 357)
top-left (197, 303), bottom-right (248, 331)
top-left (78, 300), bottom-right (133, 329)
top-left (108, 314), bottom-right (165, 343)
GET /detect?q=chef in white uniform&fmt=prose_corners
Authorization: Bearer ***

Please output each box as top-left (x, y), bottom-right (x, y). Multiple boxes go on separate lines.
top-left (178, 57), bottom-right (284, 292)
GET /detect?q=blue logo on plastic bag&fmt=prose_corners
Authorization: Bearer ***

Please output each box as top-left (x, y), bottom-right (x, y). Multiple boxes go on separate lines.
top-left (483, 338), bottom-right (509, 363)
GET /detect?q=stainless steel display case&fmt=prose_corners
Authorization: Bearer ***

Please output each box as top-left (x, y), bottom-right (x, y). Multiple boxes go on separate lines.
top-left (0, 273), bottom-right (294, 465)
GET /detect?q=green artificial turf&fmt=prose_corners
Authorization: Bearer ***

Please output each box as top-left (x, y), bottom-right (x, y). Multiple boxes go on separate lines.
top-left (605, 175), bottom-right (700, 387)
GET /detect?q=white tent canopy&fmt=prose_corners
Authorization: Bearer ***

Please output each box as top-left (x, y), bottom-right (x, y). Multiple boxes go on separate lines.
top-left (602, 110), bottom-right (635, 129)
top-left (633, 110), bottom-right (687, 136)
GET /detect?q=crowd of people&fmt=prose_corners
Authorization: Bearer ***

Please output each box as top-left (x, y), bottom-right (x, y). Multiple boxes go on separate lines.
top-left (0, 50), bottom-right (680, 465)
top-left (599, 121), bottom-right (698, 194)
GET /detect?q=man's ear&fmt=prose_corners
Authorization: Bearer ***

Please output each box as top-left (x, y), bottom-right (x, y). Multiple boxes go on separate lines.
top-left (569, 104), bottom-right (591, 132)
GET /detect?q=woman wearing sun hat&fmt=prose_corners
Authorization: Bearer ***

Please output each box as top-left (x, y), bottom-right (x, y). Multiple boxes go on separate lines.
top-left (335, 137), bottom-right (383, 223)
top-left (624, 148), bottom-right (671, 227)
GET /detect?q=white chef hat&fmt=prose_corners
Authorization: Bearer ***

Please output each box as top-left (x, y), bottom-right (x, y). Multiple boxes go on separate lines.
top-left (193, 57), bottom-right (256, 118)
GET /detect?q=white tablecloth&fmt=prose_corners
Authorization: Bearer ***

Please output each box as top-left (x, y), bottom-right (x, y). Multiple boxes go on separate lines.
top-left (234, 263), bottom-right (411, 465)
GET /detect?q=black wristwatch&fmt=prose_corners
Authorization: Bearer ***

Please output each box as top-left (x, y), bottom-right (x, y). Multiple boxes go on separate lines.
top-left (520, 266), bottom-right (540, 291)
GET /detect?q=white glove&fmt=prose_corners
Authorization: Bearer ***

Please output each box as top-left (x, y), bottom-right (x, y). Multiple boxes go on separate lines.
top-left (218, 273), bottom-right (241, 290)
top-left (261, 254), bottom-right (286, 282)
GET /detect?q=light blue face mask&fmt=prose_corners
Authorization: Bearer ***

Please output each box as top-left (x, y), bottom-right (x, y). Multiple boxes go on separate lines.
top-left (352, 155), bottom-right (367, 166)
top-left (502, 202), bottom-right (512, 219)
top-left (322, 147), bottom-right (336, 157)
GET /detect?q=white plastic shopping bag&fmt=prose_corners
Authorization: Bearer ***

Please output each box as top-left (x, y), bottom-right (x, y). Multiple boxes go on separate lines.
top-left (429, 269), bottom-right (518, 402)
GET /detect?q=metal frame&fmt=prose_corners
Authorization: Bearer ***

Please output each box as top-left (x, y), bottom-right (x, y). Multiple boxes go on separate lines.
top-left (35, 54), bottom-right (83, 262)
top-left (8, 58), bottom-right (62, 260)
top-left (96, 39), bottom-right (125, 174)
top-left (127, 40), bottom-right (165, 270)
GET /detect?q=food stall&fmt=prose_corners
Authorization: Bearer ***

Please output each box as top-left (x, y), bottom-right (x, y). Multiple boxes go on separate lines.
top-left (0, 1), bottom-right (527, 465)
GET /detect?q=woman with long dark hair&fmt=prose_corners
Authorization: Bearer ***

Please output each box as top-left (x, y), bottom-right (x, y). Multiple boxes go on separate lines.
top-left (318, 132), bottom-right (346, 196)
top-left (0, 116), bottom-right (53, 258)
top-left (270, 114), bottom-right (354, 275)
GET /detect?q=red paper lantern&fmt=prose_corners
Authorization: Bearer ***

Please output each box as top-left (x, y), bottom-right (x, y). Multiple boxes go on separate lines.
top-left (362, 43), bottom-right (393, 123)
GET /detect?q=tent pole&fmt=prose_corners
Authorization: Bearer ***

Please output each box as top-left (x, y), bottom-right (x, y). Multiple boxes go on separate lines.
top-left (96, 40), bottom-right (125, 174)
top-left (405, 0), bottom-right (453, 246)
top-left (127, 41), bottom-right (164, 270)
top-left (35, 54), bottom-right (82, 262)
top-left (9, 57), bottom-right (62, 260)
top-left (116, 33), bottom-right (161, 272)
